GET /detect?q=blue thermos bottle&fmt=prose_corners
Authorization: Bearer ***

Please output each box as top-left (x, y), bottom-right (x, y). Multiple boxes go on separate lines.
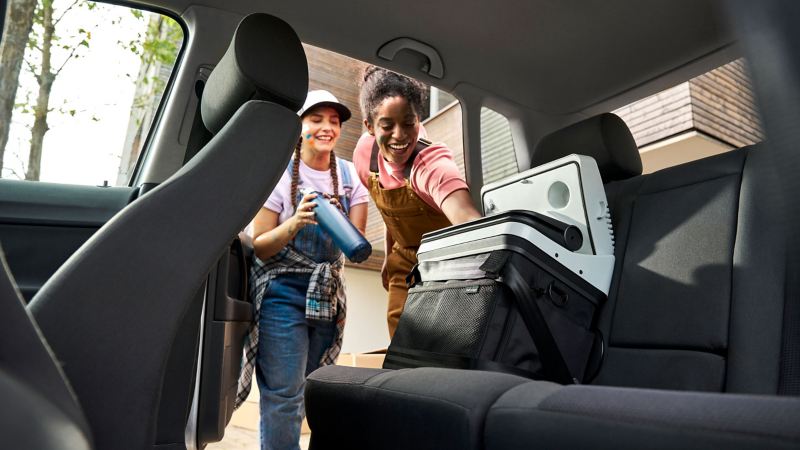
top-left (310, 191), bottom-right (372, 263)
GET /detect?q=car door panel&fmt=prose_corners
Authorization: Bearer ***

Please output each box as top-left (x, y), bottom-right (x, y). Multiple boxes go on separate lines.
top-left (0, 179), bottom-right (138, 300)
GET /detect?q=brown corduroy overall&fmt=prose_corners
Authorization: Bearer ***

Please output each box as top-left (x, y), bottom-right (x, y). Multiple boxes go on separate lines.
top-left (367, 139), bottom-right (451, 337)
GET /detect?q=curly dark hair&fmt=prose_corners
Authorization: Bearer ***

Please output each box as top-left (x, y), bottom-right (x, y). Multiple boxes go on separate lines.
top-left (360, 65), bottom-right (428, 125)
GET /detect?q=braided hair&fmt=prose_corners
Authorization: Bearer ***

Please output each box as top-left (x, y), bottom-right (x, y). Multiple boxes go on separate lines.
top-left (289, 138), bottom-right (303, 211)
top-left (360, 65), bottom-right (428, 126)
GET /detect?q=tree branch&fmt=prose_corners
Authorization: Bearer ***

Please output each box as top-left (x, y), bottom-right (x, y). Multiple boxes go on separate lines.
top-left (54, 45), bottom-right (80, 76)
top-left (4, 152), bottom-right (29, 180)
top-left (4, 165), bottom-right (26, 180)
top-left (53, 0), bottom-right (80, 27)
top-left (29, 40), bottom-right (43, 53)
top-left (24, 58), bottom-right (41, 83)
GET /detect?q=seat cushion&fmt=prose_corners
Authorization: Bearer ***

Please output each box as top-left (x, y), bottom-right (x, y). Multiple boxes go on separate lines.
top-left (486, 383), bottom-right (800, 450)
top-left (305, 365), bottom-right (540, 450)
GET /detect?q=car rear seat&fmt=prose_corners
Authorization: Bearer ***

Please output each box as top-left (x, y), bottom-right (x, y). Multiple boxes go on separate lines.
top-left (597, 144), bottom-right (776, 393)
top-left (305, 113), bottom-right (800, 449)
top-left (531, 113), bottom-right (784, 395)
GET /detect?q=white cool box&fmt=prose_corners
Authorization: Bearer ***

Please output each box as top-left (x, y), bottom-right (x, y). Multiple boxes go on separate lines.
top-left (418, 154), bottom-right (616, 295)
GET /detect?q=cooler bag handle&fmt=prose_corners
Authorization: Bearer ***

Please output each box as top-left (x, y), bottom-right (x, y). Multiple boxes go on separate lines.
top-left (481, 251), bottom-right (577, 385)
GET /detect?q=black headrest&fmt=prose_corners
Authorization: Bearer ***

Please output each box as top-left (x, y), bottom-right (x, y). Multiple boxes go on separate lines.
top-left (532, 113), bottom-right (642, 182)
top-left (201, 14), bottom-right (308, 134)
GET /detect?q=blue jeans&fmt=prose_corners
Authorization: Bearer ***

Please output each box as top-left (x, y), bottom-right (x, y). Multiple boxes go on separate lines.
top-left (256, 274), bottom-right (336, 450)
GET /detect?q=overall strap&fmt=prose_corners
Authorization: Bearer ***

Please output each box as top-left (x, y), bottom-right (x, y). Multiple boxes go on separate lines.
top-left (338, 157), bottom-right (352, 186)
top-left (370, 138), bottom-right (432, 178)
top-left (286, 157), bottom-right (295, 175)
top-left (337, 157), bottom-right (352, 214)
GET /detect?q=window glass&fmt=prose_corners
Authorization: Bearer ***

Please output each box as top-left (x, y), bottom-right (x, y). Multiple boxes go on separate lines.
top-left (480, 107), bottom-right (518, 184)
top-left (0, 0), bottom-right (183, 186)
top-left (613, 58), bottom-right (762, 173)
top-left (301, 44), bottom-right (467, 245)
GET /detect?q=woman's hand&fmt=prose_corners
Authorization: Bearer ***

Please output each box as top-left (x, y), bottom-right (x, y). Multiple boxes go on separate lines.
top-left (288, 192), bottom-right (318, 237)
top-left (326, 194), bottom-right (343, 211)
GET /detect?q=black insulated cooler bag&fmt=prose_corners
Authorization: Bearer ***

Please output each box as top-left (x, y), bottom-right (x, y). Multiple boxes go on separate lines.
top-left (383, 211), bottom-right (607, 384)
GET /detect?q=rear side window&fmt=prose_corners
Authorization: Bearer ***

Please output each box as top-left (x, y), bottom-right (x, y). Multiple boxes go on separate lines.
top-left (613, 58), bottom-right (762, 173)
top-left (0, 0), bottom-right (183, 186)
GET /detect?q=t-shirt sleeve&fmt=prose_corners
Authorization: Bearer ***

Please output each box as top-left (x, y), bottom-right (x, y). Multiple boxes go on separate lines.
top-left (346, 161), bottom-right (370, 206)
top-left (352, 132), bottom-right (375, 187)
top-left (264, 170), bottom-right (291, 213)
top-left (412, 143), bottom-right (470, 209)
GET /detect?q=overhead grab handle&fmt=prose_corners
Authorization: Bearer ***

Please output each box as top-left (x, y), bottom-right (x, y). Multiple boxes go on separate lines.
top-left (377, 38), bottom-right (445, 79)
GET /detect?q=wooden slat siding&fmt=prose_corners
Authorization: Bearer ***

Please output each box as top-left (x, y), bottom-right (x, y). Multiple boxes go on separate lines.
top-left (688, 59), bottom-right (763, 148)
top-left (480, 107), bottom-right (518, 184)
top-left (614, 82), bottom-right (694, 147)
top-left (345, 248), bottom-right (385, 271)
top-left (303, 44), bottom-right (368, 162)
top-left (303, 45), bottom-right (390, 261)
top-left (423, 101), bottom-right (466, 175)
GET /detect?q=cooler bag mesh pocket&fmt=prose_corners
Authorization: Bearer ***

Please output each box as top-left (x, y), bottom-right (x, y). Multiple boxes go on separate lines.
top-left (392, 279), bottom-right (500, 356)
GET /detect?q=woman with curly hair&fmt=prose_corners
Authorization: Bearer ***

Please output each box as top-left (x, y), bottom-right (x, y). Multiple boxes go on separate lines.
top-left (249, 90), bottom-right (368, 449)
top-left (353, 66), bottom-right (481, 337)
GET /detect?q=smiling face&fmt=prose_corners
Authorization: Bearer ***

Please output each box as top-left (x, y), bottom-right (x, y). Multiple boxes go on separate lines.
top-left (300, 106), bottom-right (341, 155)
top-left (365, 96), bottom-right (421, 165)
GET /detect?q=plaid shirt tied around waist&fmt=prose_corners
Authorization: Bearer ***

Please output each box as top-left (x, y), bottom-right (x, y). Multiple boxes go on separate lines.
top-left (234, 244), bottom-right (346, 409)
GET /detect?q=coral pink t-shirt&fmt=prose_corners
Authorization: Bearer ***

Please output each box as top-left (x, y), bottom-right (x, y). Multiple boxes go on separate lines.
top-left (352, 133), bottom-right (469, 212)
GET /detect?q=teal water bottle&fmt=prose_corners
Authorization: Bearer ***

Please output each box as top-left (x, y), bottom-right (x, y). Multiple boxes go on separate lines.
top-left (309, 191), bottom-right (372, 263)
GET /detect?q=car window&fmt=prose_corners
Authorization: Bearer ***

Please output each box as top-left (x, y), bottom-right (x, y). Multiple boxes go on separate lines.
top-left (614, 58), bottom-right (762, 173)
top-left (301, 44), bottom-right (466, 246)
top-left (0, 0), bottom-right (183, 186)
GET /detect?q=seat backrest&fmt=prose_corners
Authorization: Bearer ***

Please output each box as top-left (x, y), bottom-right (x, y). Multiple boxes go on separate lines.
top-left (0, 251), bottom-right (91, 450)
top-left (597, 147), bottom-right (760, 393)
top-left (26, 13), bottom-right (307, 450)
top-left (533, 113), bottom-right (793, 394)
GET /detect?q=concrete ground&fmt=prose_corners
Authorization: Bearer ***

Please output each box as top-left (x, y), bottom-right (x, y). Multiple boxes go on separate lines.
top-left (206, 425), bottom-right (310, 450)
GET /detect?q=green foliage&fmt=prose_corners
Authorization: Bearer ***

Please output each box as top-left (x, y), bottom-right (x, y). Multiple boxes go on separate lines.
top-left (9, 0), bottom-right (184, 177)
top-left (128, 14), bottom-right (183, 120)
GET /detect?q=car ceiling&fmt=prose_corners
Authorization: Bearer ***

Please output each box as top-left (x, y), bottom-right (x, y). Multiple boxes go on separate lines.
top-left (144, 0), bottom-right (736, 117)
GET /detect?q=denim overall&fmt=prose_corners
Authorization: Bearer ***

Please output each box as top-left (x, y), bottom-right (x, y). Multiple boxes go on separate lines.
top-left (256, 158), bottom-right (352, 450)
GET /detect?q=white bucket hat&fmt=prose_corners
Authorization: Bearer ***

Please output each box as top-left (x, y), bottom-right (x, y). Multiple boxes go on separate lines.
top-left (297, 90), bottom-right (352, 123)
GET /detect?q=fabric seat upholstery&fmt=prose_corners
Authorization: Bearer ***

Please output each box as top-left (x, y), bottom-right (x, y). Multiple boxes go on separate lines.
top-left (306, 113), bottom-right (800, 448)
top-left (306, 3), bottom-right (800, 447)
top-left (24, 13), bottom-right (307, 450)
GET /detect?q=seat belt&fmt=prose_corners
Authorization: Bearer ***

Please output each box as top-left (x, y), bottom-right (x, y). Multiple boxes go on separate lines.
top-left (183, 80), bottom-right (213, 165)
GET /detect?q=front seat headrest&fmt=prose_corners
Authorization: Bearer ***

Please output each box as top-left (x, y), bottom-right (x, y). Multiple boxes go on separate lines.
top-left (201, 13), bottom-right (308, 134)
top-left (532, 113), bottom-right (642, 183)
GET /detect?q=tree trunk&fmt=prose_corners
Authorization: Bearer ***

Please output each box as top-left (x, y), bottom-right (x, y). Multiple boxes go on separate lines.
top-left (0, 0), bottom-right (37, 176)
top-left (26, 0), bottom-right (54, 182)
